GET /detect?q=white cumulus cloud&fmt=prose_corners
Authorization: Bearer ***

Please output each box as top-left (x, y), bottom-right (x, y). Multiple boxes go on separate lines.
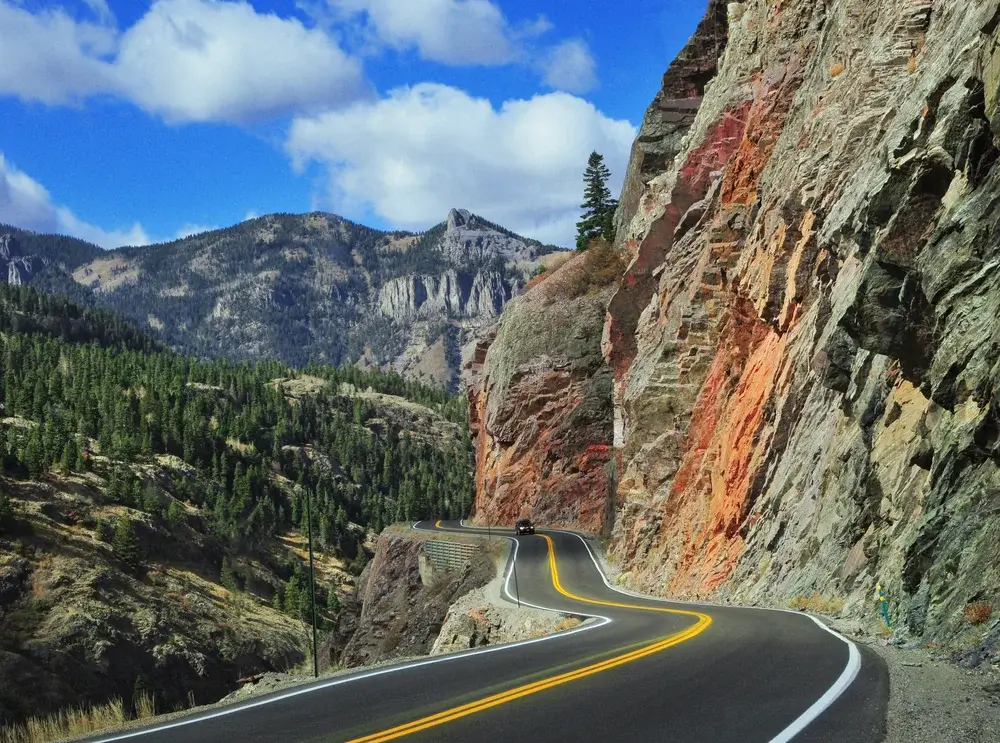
top-left (287, 84), bottom-right (636, 246)
top-left (0, 153), bottom-right (149, 248)
top-left (0, 1), bottom-right (117, 104)
top-left (540, 39), bottom-right (597, 93)
top-left (0, 0), bottom-right (369, 124)
top-left (115, 0), bottom-right (369, 123)
top-left (333, 0), bottom-right (516, 64)
top-left (329, 0), bottom-right (597, 89)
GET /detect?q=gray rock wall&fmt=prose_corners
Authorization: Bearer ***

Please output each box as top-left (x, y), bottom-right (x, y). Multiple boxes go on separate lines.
top-left (599, 0), bottom-right (1000, 648)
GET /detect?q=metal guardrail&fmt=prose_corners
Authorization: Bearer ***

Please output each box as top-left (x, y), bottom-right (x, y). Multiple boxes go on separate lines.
top-left (423, 540), bottom-right (479, 573)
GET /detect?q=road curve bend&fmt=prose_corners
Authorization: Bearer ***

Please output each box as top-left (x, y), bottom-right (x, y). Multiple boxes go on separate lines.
top-left (86, 521), bottom-right (888, 743)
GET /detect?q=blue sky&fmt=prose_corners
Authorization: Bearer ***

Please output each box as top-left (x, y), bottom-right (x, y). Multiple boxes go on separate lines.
top-left (0, 0), bottom-right (708, 248)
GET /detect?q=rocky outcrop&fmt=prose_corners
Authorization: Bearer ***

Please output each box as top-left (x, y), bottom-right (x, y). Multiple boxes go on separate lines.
top-left (599, 0), bottom-right (1000, 645)
top-left (432, 587), bottom-right (579, 655)
top-left (328, 534), bottom-right (494, 668)
top-left (467, 253), bottom-right (616, 532)
top-left (0, 234), bottom-right (46, 286)
top-left (613, 0), bottom-right (730, 242)
top-left (377, 269), bottom-right (512, 321)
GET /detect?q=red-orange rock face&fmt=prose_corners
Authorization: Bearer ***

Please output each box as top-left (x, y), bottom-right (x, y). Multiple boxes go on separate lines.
top-left (604, 0), bottom-right (1000, 644)
top-left (473, 0), bottom-right (1000, 643)
top-left (465, 255), bottom-right (616, 533)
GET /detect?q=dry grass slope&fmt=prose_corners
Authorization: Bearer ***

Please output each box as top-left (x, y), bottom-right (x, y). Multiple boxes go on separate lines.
top-left (0, 693), bottom-right (156, 743)
top-left (567, 239), bottom-right (629, 299)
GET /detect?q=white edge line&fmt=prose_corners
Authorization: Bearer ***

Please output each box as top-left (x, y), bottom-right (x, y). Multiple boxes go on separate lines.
top-left (91, 522), bottom-right (610, 742)
top-left (767, 619), bottom-right (862, 743)
top-left (556, 528), bottom-right (863, 743)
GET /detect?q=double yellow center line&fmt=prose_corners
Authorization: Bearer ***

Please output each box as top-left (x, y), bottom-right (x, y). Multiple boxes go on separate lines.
top-left (349, 532), bottom-right (711, 742)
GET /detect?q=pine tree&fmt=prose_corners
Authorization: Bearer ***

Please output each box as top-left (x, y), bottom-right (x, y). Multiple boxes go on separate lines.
top-left (60, 438), bottom-right (77, 473)
top-left (0, 492), bottom-right (13, 533)
top-left (575, 151), bottom-right (618, 250)
top-left (220, 557), bottom-right (239, 593)
top-left (23, 427), bottom-right (45, 479)
top-left (112, 516), bottom-right (143, 573)
top-left (167, 499), bottom-right (186, 530)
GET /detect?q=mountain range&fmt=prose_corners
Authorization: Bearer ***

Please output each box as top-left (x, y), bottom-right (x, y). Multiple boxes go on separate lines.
top-left (0, 209), bottom-right (564, 388)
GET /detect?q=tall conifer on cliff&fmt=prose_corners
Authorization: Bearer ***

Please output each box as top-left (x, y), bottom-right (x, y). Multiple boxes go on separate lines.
top-left (576, 152), bottom-right (618, 250)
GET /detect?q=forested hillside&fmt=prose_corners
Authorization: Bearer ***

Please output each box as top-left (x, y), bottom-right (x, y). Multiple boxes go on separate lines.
top-left (0, 284), bottom-right (161, 353)
top-left (0, 285), bottom-right (473, 541)
top-left (0, 286), bottom-right (473, 725)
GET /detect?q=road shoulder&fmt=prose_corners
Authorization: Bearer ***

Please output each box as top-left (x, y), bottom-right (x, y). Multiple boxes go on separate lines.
top-left (827, 617), bottom-right (1000, 743)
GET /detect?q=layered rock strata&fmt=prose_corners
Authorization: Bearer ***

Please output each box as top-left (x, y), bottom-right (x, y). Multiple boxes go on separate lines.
top-left (606, 0), bottom-right (1000, 643)
top-left (473, 0), bottom-right (1000, 645)
top-left (466, 254), bottom-right (616, 532)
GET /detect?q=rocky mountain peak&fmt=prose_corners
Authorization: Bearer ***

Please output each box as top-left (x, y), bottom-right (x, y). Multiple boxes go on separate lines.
top-left (435, 209), bottom-right (550, 265)
top-left (7, 210), bottom-right (562, 390)
top-left (445, 208), bottom-right (474, 232)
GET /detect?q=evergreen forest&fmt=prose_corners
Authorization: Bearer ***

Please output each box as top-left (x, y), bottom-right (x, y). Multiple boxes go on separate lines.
top-left (0, 284), bottom-right (474, 562)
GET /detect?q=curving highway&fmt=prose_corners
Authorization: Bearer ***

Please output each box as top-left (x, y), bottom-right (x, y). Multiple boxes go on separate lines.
top-left (89, 521), bottom-right (888, 743)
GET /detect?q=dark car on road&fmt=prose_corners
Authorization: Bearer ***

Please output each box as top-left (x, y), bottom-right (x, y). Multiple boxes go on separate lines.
top-left (515, 519), bottom-right (535, 535)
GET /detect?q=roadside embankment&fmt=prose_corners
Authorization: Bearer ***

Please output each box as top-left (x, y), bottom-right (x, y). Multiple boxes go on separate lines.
top-left (326, 530), bottom-right (497, 669)
top-left (432, 539), bottom-right (586, 655)
top-left (827, 616), bottom-right (1000, 743)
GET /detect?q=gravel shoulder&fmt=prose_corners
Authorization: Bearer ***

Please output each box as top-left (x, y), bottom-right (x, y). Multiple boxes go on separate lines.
top-left (827, 617), bottom-right (1000, 743)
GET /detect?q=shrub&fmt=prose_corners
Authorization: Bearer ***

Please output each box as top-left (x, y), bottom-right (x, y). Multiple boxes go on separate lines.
top-left (830, 62), bottom-right (845, 77)
top-left (568, 238), bottom-right (628, 298)
top-left (964, 602), bottom-right (993, 625)
top-left (94, 517), bottom-right (113, 542)
top-left (327, 589), bottom-right (341, 613)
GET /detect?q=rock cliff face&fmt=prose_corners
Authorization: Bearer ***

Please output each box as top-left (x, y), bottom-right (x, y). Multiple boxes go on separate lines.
top-left (0, 234), bottom-right (46, 286)
top-left (475, 0), bottom-right (1000, 645)
top-left (467, 253), bottom-right (617, 532)
top-left (377, 269), bottom-right (510, 321)
top-left (614, 0), bottom-right (730, 242)
top-left (605, 0), bottom-right (1000, 643)
top-left (328, 533), bottom-right (493, 668)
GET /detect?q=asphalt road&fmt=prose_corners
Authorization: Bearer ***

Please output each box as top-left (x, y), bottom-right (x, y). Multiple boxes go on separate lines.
top-left (90, 521), bottom-right (888, 743)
